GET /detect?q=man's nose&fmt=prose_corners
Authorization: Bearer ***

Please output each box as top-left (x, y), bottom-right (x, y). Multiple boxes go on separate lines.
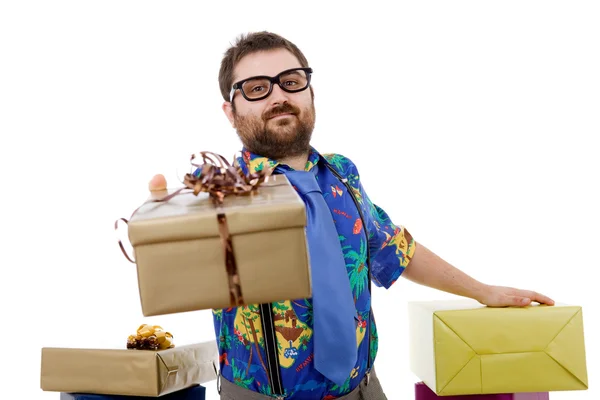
top-left (268, 83), bottom-right (290, 105)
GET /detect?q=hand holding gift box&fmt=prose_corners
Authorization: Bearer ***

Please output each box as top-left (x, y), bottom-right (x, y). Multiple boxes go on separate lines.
top-left (115, 151), bottom-right (312, 316)
top-left (408, 299), bottom-right (588, 396)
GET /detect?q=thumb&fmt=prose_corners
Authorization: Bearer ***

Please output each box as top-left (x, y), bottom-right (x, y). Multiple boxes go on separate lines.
top-left (149, 174), bottom-right (167, 192)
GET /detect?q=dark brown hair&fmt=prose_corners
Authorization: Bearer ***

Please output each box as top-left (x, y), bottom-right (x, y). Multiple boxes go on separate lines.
top-left (218, 31), bottom-right (310, 103)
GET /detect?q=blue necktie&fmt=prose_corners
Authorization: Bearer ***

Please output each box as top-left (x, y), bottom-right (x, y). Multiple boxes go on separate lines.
top-left (279, 167), bottom-right (357, 386)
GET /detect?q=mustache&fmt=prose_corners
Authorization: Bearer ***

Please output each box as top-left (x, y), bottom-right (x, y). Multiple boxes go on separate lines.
top-left (262, 103), bottom-right (301, 121)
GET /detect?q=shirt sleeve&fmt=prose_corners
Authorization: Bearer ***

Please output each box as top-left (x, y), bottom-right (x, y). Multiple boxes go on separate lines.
top-left (343, 157), bottom-right (416, 289)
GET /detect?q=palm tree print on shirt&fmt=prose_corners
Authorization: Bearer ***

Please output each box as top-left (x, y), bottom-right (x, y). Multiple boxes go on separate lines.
top-left (340, 235), bottom-right (369, 302)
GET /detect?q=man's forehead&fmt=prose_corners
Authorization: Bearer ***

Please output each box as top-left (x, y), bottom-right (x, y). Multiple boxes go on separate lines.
top-left (233, 49), bottom-right (303, 83)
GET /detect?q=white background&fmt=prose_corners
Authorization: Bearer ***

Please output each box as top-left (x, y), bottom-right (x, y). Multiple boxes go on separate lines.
top-left (1, 1), bottom-right (598, 399)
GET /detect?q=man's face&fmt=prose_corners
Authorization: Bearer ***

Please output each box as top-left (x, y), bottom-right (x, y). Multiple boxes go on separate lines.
top-left (223, 48), bottom-right (315, 161)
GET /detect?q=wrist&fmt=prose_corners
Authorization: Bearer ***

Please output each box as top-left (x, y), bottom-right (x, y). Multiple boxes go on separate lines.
top-left (470, 282), bottom-right (490, 304)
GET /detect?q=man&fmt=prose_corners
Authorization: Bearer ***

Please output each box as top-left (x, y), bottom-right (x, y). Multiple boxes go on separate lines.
top-left (148, 32), bottom-right (554, 400)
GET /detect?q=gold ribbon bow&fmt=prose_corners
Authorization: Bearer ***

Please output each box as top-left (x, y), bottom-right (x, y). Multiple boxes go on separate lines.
top-left (182, 151), bottom-right (272, 204)
top-left (116, 151), bottom-right (273, 308)
top-left (127, 324), bottom-right (174, 350)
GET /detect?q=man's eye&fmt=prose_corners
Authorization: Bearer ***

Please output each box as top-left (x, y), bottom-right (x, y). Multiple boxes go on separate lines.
top-left (250, 85), bottom-right (266, 92)
top-left (283, 80), bottom-right (298, 87)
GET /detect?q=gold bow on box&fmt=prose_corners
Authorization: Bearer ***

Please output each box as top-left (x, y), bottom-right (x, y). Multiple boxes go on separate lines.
top-left (127, 324), bottom-right (174, 350)
top-left (182, 151), bottom-right (273, 203)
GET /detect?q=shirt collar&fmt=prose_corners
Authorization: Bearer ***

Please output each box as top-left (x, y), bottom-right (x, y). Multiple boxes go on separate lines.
top-left (237, 146), bottom-right (322, 175)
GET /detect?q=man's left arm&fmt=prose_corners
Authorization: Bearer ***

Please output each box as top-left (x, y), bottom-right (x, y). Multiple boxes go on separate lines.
top-left (350, 160), bottom-right (554, 307)
top-left (403, 242), bottom-right (555, 307)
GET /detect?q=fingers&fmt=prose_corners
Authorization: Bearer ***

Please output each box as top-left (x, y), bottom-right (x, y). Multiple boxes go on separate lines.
top-left (149, 174), bottom-right (167, 192)
top-left (527, 291), bottom-right (555, 306)
top-left (506, 295), bottom-right (532, 306)
top-left (485, 286), bottom-right (555, 307)
top-left (512, 289), bottom-right (555, 306)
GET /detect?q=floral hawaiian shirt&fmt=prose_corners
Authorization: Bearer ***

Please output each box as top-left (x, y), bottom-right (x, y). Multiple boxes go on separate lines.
top-left (210, 147), bottom-right (415, 399)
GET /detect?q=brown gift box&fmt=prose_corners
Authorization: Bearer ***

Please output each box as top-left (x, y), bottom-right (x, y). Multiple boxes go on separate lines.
top-left (40, 342), bottom-right (218, 396)
top-left (122, 173), bottom-right (311, 316)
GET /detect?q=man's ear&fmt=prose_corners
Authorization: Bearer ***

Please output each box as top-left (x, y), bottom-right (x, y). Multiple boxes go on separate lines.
top-left (222, 102), bottom-right (236, 128)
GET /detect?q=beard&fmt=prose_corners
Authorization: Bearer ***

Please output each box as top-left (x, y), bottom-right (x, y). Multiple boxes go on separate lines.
top-left (233, 101), bottom-right (316, 160)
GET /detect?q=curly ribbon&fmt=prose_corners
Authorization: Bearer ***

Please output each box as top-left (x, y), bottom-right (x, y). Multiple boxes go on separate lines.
top-left (115, 151), bottom-right (273, 308)
top-left (127, 324), bottom-right (174, 350)
top-left (183, 151), bottom-right (271, 202)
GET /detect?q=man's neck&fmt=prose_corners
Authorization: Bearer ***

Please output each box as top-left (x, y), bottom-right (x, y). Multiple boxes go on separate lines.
top-left (278, 153), bottom-right (309, 171)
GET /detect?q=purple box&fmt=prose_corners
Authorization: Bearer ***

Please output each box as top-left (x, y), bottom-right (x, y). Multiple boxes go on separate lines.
top-left (415, 382), bottom-right (550, 400)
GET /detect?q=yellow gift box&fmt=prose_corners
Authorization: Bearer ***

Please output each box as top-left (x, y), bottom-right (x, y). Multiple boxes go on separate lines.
top-left (408, 300), bottom-right (588, 396)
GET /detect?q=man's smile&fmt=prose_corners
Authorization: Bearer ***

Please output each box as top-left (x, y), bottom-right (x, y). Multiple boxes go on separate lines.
top-left (269, 113), bottom-right (295, 120)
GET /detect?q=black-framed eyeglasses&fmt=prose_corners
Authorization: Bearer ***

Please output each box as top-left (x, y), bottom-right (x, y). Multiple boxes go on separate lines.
top-left (229, 67), bottom-right (313, 102)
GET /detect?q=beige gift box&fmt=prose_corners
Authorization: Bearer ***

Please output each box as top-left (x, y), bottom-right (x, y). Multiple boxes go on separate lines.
top-left (121, 173), bottom-right (311, 316)
top-left (40, 342), bottom-right (218, 396)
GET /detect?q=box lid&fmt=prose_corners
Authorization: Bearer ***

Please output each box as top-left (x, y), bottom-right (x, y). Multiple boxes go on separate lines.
top-left (127, 174), bottom-right (306, 246)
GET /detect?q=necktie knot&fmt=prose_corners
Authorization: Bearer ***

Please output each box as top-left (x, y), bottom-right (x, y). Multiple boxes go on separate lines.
top-left (280, 170), bottom-right (322, 196)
